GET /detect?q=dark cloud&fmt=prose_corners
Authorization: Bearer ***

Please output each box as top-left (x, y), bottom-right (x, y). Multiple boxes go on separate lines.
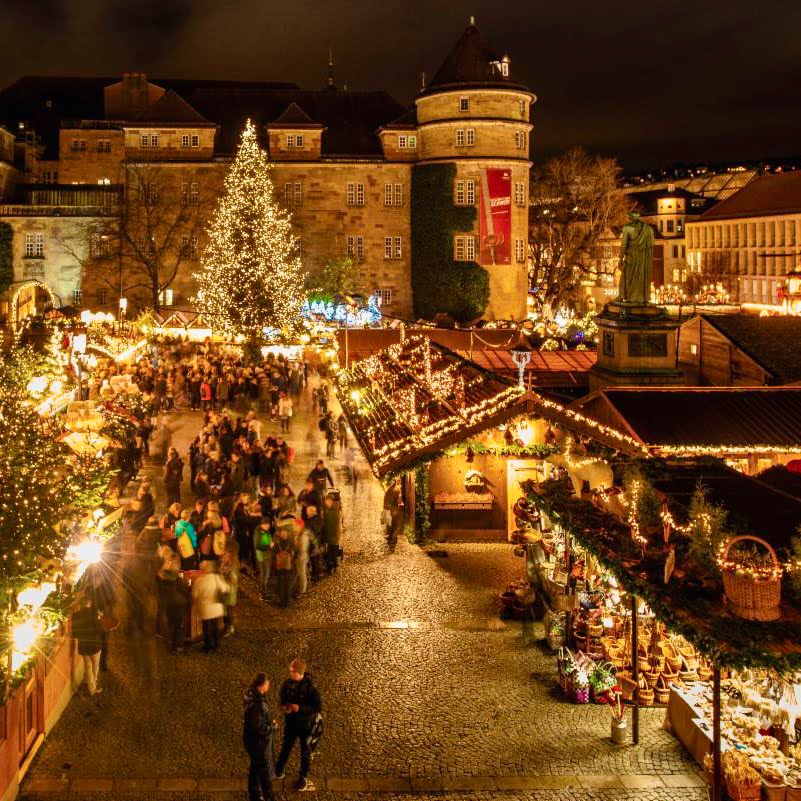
top-left (0, 0), bottom-right (799, 171)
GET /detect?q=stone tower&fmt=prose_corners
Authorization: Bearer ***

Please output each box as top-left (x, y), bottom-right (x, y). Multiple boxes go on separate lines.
top-left (414, 21), bottom-right (535, 321)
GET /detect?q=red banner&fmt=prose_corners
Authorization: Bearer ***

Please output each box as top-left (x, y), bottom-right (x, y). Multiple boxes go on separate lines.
top-left (479, 168), bottom-right (511, 265)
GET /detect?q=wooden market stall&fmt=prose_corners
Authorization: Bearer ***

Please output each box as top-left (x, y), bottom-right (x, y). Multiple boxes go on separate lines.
top-left (523, 457), bottom-right (801, 801)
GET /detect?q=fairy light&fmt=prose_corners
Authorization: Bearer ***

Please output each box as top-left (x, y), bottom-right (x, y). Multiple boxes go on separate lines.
top-left (193, 120), bottom-right (304, 338)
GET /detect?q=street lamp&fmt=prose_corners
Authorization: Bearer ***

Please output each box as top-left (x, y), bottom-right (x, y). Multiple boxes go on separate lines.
top-left (510, 337), bottom-right (532, 390)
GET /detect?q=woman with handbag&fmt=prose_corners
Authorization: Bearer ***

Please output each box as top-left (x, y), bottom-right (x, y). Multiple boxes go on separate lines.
top-left (191, 560), bottom-right (230, 653)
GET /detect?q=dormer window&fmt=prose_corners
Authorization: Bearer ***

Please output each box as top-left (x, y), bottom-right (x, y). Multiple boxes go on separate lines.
top-left (398, 135), bottom-right (417, 149)
top-left (286, 134), bottom-right (304, 149)
top-left (501, 56), bottom-right (510, 77)
top-left (459, 97), bottom-right (470, 112)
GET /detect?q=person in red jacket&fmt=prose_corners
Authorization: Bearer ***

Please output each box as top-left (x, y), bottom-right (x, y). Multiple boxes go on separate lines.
top-left (200, 378), bottom-right (213, 411)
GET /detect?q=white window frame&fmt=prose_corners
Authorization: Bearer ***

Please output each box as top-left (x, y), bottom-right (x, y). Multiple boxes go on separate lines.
top-left (465, 129), bottom-right (475, 146)
top-left (99, 288), bottom-right (108, 306)
top-left (394, 183), bottom-right (403, 206)
top-left (140, 133), bottom-right (149, 148)
top-left (286, 134), bottom-right (296, 148)
top-left (466, 180), bottom-right (475, 205)
top-left (25, 233), bottom-right (44, 258)
top-left (459, 97), bottom-right (470, 112)
top-left (346, 235), bottom-right (364, 261)
top-left (456, 181), bottom-right (465, 206)
top-left (181, 134), bottom-right (190, 148)
top-left (408, 135), bottom-right (417, 148)
top-left (515, 181), bottom-right (526, 207)
top-left (73, 288), bottom-right (82, 305)
top-left (293, 182), bottom-right (302, 205)
top-left (384, 237), bottom-right (393, 259)
top-left (159, 288), bottom-right (174, 307)
top-left (96, 139), bottom-right (111, 153)
top-left (393, 236), bottom-right (402, 260)
top-left (347, 182), bottom-right (365, 206)
top-left (465, 236), bottom-right (476, 261)
top-left (515, 238), bottom-right (525, 263)
top-left (515, 131), bottom-right (526, 150)
top-left (456, 129), bottom-right (465, 147)
top-left (455, 235), bottom-right (476, 261)
top-left (376, 287), bottom-right (392, 306)
top-left (384, 183), bottom-right (393, 206)
top-left (150, 133), bottom-right (160, 148)
top-left (191, 134), bottom-right (200, 148)
top-left (454, 236), bottom-right (465, 261)
top-left (398, 135), bottom-right (408, 149)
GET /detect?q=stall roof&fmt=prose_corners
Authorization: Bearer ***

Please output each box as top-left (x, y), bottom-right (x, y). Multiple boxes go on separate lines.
top-left (336, 335), bottom-right (646, 477)
top-left (335, 335), bottom-right (526, 476)
top-left (575, 387), bottom-right (801, 451)
top-left (526, 459), bottom-right (801, 670)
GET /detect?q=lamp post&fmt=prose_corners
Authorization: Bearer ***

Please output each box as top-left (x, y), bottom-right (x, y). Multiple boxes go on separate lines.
top-left (510, 338), bottom-right (532, 391)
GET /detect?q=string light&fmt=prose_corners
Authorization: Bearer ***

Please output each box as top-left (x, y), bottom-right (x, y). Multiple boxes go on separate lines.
top-left (193, 120), bottom-right (304, 339)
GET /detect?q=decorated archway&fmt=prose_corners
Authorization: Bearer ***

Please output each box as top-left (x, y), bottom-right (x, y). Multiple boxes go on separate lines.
top-left (10, 280), bottom-right (58, 330)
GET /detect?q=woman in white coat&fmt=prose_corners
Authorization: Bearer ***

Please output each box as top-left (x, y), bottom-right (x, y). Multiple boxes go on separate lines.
top-left (191, 560), bottom-right (230, 652)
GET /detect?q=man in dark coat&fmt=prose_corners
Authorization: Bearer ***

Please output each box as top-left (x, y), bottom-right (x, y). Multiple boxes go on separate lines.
top-left (243, 673), bottom-right (275, 801)
top-left (274, 659), bottom-right (322, 791)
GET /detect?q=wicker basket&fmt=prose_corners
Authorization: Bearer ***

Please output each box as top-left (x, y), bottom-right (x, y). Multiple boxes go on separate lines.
top-left (619, 673), bottom-right (637, 701)
top-left (644, 669), bottom-right (660, 689)
top-left (655, 676), bottom-right (671, 705)
top-left (663, 641), bottom-right (682, 672)
top-left (637, 687), bottom-right (655, 706)
top-left (721, 535), bottom-right (782, 622)
top-left (726, 783), bottom-right (761, 801)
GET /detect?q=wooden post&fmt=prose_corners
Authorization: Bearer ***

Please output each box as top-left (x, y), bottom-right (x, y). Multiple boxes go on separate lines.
top-left (712, 665), bottom-right (722, 801)
top-left (631, 594), bottom-right (640, 745)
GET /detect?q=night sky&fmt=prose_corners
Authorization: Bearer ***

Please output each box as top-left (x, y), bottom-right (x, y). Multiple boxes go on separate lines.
top-left (2, 0), bottom-right (800, 172)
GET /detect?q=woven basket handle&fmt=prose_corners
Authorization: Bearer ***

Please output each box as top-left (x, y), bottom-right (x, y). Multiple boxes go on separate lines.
top-left (722, 535), bottom-right (779, 567)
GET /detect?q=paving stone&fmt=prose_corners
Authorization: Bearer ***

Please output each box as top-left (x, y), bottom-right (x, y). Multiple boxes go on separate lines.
top-left (365, 776), bottom-right (413, 791)
top-left (70, 778), bottom-right (114, 791)
top-left (530, 775), bottom-right (582, 788)
top-left (496, 776), bottom-right (553, 789)
top-left (440, 775), bottom-right (498, 790)
top-left (410, 776), bottom-right (444, 791)
top-left (620, 775), bottom-right (667, 789)
top-left (157, 777), bottom-right (198, 791)
top-left (578, 775), bottom-right (625, 789)
top-left (325, 777), bottom-right (370, 791)
top-left (661, 773), bottom-right (706, 787)
top-left (114, 777), bottom-right (158, 792)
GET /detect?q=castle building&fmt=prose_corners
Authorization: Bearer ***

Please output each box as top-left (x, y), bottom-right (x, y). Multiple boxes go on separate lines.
top-left (0, 21), bottom-right (535, 327)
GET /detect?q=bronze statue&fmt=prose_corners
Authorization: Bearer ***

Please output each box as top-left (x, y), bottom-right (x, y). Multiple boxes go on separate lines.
top-left (617, 211), bottom-right (654, 304)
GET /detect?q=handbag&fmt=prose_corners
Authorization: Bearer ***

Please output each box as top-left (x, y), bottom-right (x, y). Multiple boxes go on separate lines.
top-left (177, 532), bottom-right (194, 558)
top-left (275, 547), bottom-right (293, 571)
top-left (307, 713), bottom-right (324, 754)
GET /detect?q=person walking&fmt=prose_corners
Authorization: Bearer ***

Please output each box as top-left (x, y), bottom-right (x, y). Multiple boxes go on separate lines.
top-left (274, 659), bottom-right (322, 791)
top-left (323, 495), bottom-right (342, 575)
top-left (307, 460), bottom-right (334, 500)
top-left (243, 672), bottom-right (276, 801)
top-left (191, 560), bottom-right (229, 652)
top-left (274, 525), bottom-right (297, 609)
top-left (293, 517), bottom-right (310, 597)
top-left (278, 393), bottom-right (293, 434)
top-left (383, 477), bottom-right (404, 543)
top-left (337, 414), bottom-right (348, 455)
top-left (253, 517), bottom-right (274, 601)
top-left (164, 447), bottom-right (184, 506)
top-left (72, 594), bottom-right (104, 696)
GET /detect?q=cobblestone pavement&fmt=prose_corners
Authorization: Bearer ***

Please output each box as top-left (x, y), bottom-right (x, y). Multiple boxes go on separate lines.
top-left (21, 381), bottom-right (701, 800)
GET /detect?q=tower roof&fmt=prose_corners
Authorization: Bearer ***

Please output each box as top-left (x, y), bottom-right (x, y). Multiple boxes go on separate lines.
top-left (420, 22), bottom-right (531, 97)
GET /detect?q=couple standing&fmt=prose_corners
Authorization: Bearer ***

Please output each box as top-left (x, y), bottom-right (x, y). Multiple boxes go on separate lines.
top-left (243, 658), bottom-right (323, 799)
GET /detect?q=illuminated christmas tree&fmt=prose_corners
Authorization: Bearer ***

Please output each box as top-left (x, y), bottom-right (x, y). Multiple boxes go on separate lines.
top-left (193, 120), bottom-right (304, 341)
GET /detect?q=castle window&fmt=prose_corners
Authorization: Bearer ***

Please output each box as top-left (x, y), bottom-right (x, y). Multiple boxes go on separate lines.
top-left (96, 139), bottom-right (111, 153)
top-left (384, 237), bottom-right (402, 260)
top-left (376, 287), bottom-right (392, 306)
top-left (398, 135), bottom-right (417, 150)
top-left (25, 233), bottom-right (44, 258)
top-left (140, 134), bottom-right (149, 148)
top-left (346, 182), bottom-right (365, 206)
top-left (384, 183), bottom-right (393, 206)
top-left (346, 235), bottom-right (364, 261)
top-left (459, 97), bottom-right (470, 112)
top-left (385, 183), bottom-right (403, 206)
top-left (519, 99), bottom-right (526, 118)
top-left (515, 238), bottom-right (525, 263)
top-left (285, 182), bottom-right (302, 206)
top-left (456, 180), bottom-right (476, 206)
top-left (150, 133), bottom-right (160, 148)
top-left (71, 139), bottom-right (87, 152)
top-left (99, 289), bottom-right (108, 306)
top-left (514, 181), bottom-right (526, 207)
top-left (454, 235), bottom-right (476, 261)
top-left (515, 131), bottom-right (526, 150)
top-left (181, 134), bottom-right (190, 148)
top-left (456, 130), bottom-right (465, 147)
top-left (286, 134), bottom-right (304, 149)
top-left (394, 183), bottom-right (403, 206)
top-left (181, 236), bottom-right (198, 258)
top-left (191, 134), bottom-right (200, 148)
top-left (73, 289), bottom-right (82, 305)
top-left (159, 289), bottom-right (174, 307)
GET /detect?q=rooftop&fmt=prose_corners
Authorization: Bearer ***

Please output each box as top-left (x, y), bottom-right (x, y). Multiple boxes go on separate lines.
top-left (134, 89), bottom-right (215, 126)
top-left (578, 387), bottom-right (801, 450)
top-left (698, 313), bottom-right (801, 384)
top-left (700, 171), bottom-right (801, 220)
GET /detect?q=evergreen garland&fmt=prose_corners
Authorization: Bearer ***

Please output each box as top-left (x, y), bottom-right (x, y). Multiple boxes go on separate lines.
top-left (411, 163), bottom-right (489, 322)
top-left (413, 463), bottom-right (431, 544)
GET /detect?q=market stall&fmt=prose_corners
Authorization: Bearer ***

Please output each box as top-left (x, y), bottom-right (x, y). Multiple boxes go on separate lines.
top-left (522, 457), bottom-right (801, 801)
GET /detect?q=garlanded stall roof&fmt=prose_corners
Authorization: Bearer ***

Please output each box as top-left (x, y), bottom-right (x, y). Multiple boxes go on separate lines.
top-left (335, 335), bottom-right (525, 476)
top-left (574, 387), bottom-right (801, 454)
top-left (525, 458), bottom-right (801, 670)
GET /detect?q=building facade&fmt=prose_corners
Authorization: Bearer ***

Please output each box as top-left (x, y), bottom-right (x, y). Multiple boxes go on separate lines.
top-left (685, 172), bottom-right (801, 306)
top-left (0, 22), bottom-right (535, 327)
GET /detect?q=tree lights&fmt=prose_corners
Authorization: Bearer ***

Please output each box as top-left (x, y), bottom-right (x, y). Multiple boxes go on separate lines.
top-left (193, 120), bottom-right (304, 343)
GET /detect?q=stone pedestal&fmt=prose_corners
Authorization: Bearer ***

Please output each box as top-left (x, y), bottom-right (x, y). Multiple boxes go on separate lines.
top-left (589, 301), bottom-right (684, 392)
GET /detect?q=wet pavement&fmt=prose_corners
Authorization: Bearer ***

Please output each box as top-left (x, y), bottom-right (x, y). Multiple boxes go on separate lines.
top-left (20, 380), bottom-right (702, 800)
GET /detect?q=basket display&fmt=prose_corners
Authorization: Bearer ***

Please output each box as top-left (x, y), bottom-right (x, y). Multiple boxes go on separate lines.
top-left (726, 783), bottom-right (762, 801)
top-left (721, 535), bottom-right (782, 622)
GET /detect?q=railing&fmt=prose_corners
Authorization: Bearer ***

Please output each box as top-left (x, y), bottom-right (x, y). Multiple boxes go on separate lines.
top-left (0, 205), bottom-right (118, 217)
top-left (15, 184), bottom-right (123, 206)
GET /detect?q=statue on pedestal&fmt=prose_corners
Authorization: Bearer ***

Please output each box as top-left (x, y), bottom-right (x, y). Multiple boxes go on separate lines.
top-left (617, 211), bottom-right (654, 305)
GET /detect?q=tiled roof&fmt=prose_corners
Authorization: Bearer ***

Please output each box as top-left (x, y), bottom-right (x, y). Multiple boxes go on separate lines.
top-left (335, 335), bottom-right (524, 476)
top-left (135, 89), bottom-right (214, 125)
top-left (700, 314), bottom-right (801, 384)
top-left (0, 76), bottom-right (404, 158)
top-left (700, 171), bottom-right (801, 220)
top-left (456, 348), bottom-right (596, 389)
top-left (590, 387), bottom-right (801, 448)
top-left (420, 23), bottom-right (531, 97)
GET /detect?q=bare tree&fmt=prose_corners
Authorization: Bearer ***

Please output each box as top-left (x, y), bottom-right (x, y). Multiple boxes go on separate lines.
top-left (684, 251), bottom-right (738, 301)
top-left (528, 147), bottom-right (632, 311)
top-left (55, 164), bottom-right (211, 313)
